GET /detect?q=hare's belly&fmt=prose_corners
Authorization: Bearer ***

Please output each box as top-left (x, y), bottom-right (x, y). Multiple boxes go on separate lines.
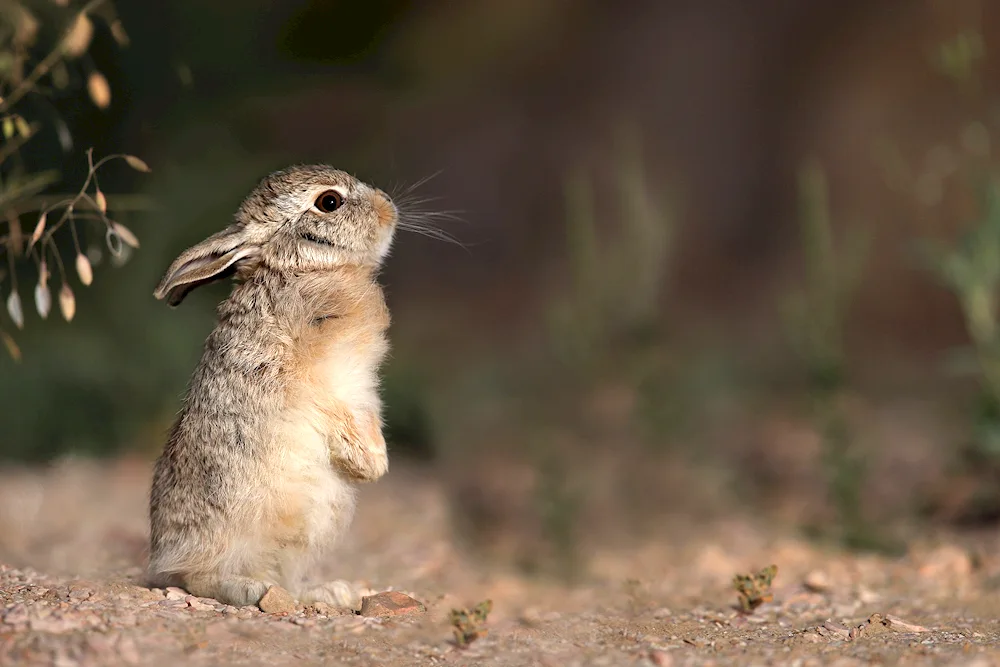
top-left (265, 421), bottom-right (357, 549)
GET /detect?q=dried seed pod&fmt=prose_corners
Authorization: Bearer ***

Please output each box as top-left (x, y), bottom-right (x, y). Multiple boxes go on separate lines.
top-left (6, 290), bottom-right (23, 329)
top-left (111, 222), bottom-right (139, 248)
top-left (14, 116), bottom-right (31, 138)
top-left (75, 253), bottom-right (93, 286)
top-left (110, 19), bottom-right (129, 46)
top-left (95, 189), bottom-right (107, 213)
top-left (59, 283), bottom-right (76, 322)
top-left (29, 212), bottom-right (46, 248)
top-left (87, 72), bottom-right (111, 109)
top-left (62, 13), bottom-right (94, 58)
top-left (34, 282), bottom-right (50, 319)
top-left (124, 155), bottom-right (151, 173)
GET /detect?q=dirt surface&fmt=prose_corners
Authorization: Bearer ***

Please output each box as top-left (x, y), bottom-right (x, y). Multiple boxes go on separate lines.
top-left (1, 457), bottom-right (999, 666)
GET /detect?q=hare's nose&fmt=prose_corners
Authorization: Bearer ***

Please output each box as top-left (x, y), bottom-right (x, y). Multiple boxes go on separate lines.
top-left (369, 191), bottom-right (397, 228)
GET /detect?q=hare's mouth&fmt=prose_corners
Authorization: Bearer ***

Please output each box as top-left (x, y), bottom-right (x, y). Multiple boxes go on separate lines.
top-left (300, 231), bottom-right (345, 250)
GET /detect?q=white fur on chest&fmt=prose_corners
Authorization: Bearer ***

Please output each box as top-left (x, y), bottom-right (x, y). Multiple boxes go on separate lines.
top-left (260, 322), bottom-right (387, 565)
top-left (313, 324), bottom-right (388, 415)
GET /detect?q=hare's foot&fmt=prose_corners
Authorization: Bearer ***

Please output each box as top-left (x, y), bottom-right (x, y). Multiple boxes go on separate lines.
top-left (182, 573), bottom-right (271, 607)
top-left (300, 579), bottom-right (361, 610)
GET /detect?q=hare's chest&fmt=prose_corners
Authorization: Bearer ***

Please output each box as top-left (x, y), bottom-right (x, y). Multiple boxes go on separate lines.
top-left (309, 322), bottom-right (389, 414)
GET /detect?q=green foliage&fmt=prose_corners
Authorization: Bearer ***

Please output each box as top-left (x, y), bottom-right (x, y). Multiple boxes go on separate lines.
top-left (0, 0), bottom-right (148, 362)
top-left (920, 175), bottom-right (1000, 503)
top-left (931, 29), bottom-right (985, 90)
top-left (380, 360), bottom-right (435, 460)
top-left (449, 599), bottom-right (493, 647)
top-left (526, 442), bottom-right (585, 582)
top-left (546, 125), bottom-right (672, 374)
top-left (922, 178), bottom-right (1000, 397)
top-left (783, 159), bottom-right (887, 550)
top-left (783, 160), bottom-right (870, 392)
top-left (905, 22), bottom-right (1000, 519)
top-left (733, 564), bottom-right (777, 613)
top-left (0, 139), bottom-right (272, 461)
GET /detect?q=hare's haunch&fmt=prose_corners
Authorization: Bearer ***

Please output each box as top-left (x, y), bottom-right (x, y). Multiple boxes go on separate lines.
top-left (148, 165), bottom-right (397, 609)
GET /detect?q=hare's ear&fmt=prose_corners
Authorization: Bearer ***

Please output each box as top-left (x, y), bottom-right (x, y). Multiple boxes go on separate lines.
top-left (154, 225), bottom-right (259, 307)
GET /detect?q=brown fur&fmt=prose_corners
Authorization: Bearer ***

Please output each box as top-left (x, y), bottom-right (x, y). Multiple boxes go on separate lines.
top-left (148, 166), bottom-right (397, 609)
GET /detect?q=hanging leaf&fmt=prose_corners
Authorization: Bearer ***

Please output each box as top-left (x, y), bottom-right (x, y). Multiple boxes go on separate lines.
top-left (6, 290), bottom-right (23, 329)
top-left (59, 282), bottom-right (75, 321)
top-left (75, 253), bottom-right (93, 286)
top-left (34, 282), bottom-right (50, 319)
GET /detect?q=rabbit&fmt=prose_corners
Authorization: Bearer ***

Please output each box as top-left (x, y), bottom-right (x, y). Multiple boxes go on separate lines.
top-left (147, 164), bottom-right (399, 610)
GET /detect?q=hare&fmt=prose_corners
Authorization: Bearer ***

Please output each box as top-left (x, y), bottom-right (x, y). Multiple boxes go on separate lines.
top-left (148, 165), bottom-right (399, 610)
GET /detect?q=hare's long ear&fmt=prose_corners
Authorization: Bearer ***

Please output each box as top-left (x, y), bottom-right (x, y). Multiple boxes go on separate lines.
top-left (153, 225), bottom-right (259, 307)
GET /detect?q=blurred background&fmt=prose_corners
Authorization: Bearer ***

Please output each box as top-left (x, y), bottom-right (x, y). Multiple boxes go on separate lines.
top-left (2, 0), bottom-right (1000, 575)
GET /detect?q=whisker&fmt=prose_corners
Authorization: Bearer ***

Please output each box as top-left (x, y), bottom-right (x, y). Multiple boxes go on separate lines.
top-left (394, 196), bottom-right (455, 214)
top-left (399, 226), bottom-right (472, 252)
top-left (387, 170), bottom-right (477, 253)
top-left (399, 209), bottom-right (465, 223)
top-left (391, 171), bottom-right (443, 201)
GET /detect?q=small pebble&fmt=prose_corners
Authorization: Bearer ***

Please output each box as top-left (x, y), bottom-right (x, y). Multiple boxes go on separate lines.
top-left (158, 600), bottom-right (188, 609)
top-left (258, 585), bottom-right (297, 614)
top-left (164, 587), bottom-right (188, 601)
top-left (804, 571), bottom-right (831, 593)
top-left (68, 587), bottom-right (92, 601)
top-left (649, 650), bottom-right (674, 667)
top-left (359, 591), bottom-right (426, 618)
top-left (185, 596), bottom-right (216, 612)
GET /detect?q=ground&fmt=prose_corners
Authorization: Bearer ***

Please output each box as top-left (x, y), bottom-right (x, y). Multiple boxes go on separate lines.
top-left (0, 457), bottom-right (998, 666)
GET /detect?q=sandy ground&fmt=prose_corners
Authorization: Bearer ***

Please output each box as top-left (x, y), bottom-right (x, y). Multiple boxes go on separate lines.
top-left (0, 456), bottom-right (999, 667)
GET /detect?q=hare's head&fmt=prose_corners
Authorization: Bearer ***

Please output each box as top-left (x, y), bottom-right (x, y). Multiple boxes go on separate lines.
top-left (154, 165), bottom-right (398, 307)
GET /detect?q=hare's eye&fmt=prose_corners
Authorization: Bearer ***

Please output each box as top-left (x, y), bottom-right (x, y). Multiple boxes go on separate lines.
top-left (315, 190), bottom-right (343, 213)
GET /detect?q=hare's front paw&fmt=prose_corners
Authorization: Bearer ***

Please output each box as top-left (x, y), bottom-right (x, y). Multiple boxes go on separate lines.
top-left (327, 406), bottom-right (389, 482)
top-left (300, 579), bottom-right (361, 611)
top-left (359, 449), bottom-right (389, 481)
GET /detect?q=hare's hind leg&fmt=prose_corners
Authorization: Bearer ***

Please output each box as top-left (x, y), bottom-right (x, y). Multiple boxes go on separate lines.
top-left (182, 572), bottom-right (271, 607)
top-left (299, 580), bottom-right (361, 610)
